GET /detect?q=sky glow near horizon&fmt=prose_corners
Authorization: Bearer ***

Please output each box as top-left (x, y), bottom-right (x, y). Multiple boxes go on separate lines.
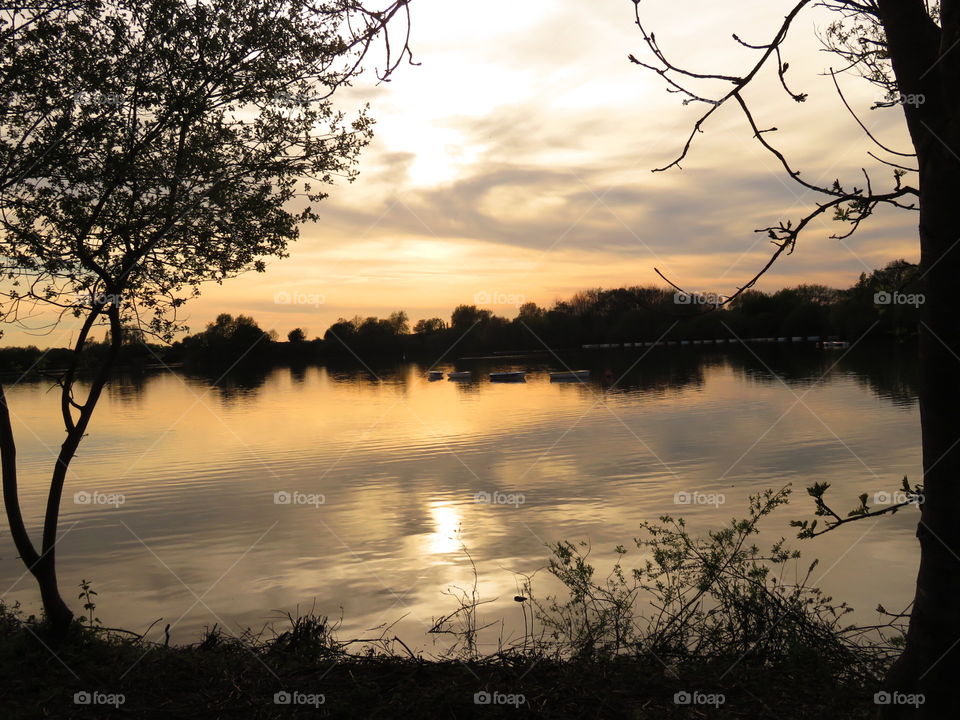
top-left (7, 0), bottom-right (920, 346)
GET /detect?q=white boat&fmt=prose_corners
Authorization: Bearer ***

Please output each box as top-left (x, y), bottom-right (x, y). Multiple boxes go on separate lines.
top-left (489, 371), bottom-right (526, 382)
top-left (550, 370), bottom-right (590, 382)
top-left (428, 370), bottom-right (444, 381)
top-left (447, 371), bottom-right (472, 381)
top-left (822, 340), bottom-right (849, 349)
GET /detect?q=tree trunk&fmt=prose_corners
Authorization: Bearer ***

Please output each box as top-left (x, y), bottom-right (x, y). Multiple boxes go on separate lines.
top-left (883, 130), bottom-right (960, 718)
top-left (0, 383), bottom-right (74, 639)
top-left (33, 557), bottom-right (74, 638)
top-left (0, 305), bottom-right (119, 641)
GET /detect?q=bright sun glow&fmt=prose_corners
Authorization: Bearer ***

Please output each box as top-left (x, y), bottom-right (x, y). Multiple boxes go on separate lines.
top-left (425, 501), bottom-right (462, 555)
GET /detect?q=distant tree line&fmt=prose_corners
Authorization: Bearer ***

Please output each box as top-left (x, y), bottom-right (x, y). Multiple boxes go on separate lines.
top-left (313, 258), bottom-right (922, 357)
top-left (0, 260), bottom-right (922, 373)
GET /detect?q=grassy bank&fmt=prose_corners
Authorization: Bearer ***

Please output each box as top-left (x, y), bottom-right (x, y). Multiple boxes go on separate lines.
top-left (0, 489), bottom-right (902, 718)
top-left (0, 623), bottom-right (882, 719)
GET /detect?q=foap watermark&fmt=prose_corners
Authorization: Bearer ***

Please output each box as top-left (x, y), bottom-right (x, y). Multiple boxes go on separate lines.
top-left (273, 691), bottom-right (325, 707)
top-left (74, 691), bottom-right (125, 708)
top-left (74, 491), bottom-right (125, 508)
top-left (673, 690), bottom-right (725, 708)
top-left (271, 91), bottom-right (322, 106)
top-left (474, 290), bottom-right (525, 308)
top-left (72, 290), bottom-right (123, 307)
top-left (73, 91), bottom-right (123, 107)
top-left (674, 291), bottom-right (727, 306)
top-left (274, 290), bottom-right (325, 307)
top-left (874, 691), bottom-right (924, 708)
top-left (674, 491), bottom-right (725, 508)
top-left (874, 490), bottom-right (923, 506)
top-left (274, 491), bottom-right (325, 508)
top-left (888, 93), bottom-right (926, 108)
top-left (874, 291), bottom-right (924, 308)
top-left (474, 491), bottom-right (525, 508)
top-left (473, 691), bottom-right (526, 707)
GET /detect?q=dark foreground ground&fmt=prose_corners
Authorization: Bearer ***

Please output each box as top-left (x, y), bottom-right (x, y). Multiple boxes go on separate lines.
top-left (1, 618), bottom-right (880, 719)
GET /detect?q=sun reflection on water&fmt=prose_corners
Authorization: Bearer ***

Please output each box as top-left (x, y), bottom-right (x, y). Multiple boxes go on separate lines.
top-left (426, 502), bottom-right (463, 555)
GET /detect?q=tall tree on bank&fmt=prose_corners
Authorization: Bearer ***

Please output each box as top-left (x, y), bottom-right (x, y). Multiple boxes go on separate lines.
top-left (631, 0), bottom-right (955, 715)
top-left (0, 0), bottom-right (413, 639)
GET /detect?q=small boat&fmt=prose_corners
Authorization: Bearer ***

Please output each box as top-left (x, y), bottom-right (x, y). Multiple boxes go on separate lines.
top-left (550, 370), bottom-right (590, 382)
top-left (447, 371), bottom-right (472, 381)
top-left (822, 340), bottom-right (849, 349)
top-left (489, 371), bottom-right (526, 382)
top-left (428, 370), bottom-right (444, 381)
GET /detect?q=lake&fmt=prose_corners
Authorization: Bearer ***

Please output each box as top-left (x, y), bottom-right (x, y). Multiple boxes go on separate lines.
top-left (0, 344), bottom-right (923, 653)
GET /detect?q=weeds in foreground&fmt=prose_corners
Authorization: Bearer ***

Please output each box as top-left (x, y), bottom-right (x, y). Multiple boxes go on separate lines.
top-left (538, 487), bottom-right (904, 681)
top-left (77, 579), bottom-right (100, 629)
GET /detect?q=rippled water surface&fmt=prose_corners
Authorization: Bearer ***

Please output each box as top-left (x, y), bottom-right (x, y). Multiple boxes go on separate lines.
top-left (0, 345), bottom-right (922, 650)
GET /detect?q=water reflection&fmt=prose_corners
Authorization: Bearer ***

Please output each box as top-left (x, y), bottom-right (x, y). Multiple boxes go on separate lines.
top-left (0, 346), bottom-right (921, 650)
top-left (426, 502), bottom-right (463, 556)
top-left (181, 364), bottom-right (272, 403)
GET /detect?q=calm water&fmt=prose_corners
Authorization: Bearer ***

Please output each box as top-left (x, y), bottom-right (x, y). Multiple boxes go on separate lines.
top-left (0, 345), bottom-right (922, 652)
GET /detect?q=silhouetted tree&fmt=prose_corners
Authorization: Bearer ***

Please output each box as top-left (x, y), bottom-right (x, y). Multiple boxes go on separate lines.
top-left (0, 0), bottom-right (412, 638)
top-left (387, 310), bottom-right (409, 335)
top-left (633, 2), bottom-right (956, 713)
top-left (181, 314), bottom-right (272, 363)
top-left (450, 304), bottom-right (492, 331)
top-left (517, 302), bottom-right (544, 320)
top-left (287, 328), bottom-right (307, 343)
top-left (324, 318), bottom-right (359, 346)
top-left (413, 317), bottom-right (446, 334)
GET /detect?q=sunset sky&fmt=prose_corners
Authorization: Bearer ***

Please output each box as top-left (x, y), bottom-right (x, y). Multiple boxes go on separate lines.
top-left (14, 0), bottom-right (919, 346)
